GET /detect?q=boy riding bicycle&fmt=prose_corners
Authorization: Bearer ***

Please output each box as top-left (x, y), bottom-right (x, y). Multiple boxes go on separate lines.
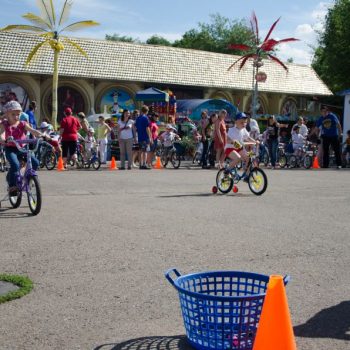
top-left (159, 124), bottom-right (180, 159)
top-left (224, 112), bottom-right (259, 178)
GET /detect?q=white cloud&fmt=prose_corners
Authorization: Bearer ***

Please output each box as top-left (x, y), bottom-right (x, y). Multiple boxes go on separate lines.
top-left (278, 42), bottom-right (313, 65)
top-left (295, 24), bottom-right (317, 44)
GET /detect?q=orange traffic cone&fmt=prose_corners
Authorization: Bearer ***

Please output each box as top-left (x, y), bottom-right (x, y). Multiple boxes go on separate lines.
top-left (312, 156), bottom-right (320, 169)
top-left (57, 156), bottom-right (65, 171)
top-left (154, 156), bottom-right (162, 169)
top-left (109, 156), bottom-right (117, 170)
top-left (253, 275), bottom-right (297, 350)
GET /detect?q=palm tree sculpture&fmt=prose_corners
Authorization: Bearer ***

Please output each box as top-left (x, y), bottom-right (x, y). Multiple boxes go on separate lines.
top-left (228, 12), bottom-right (298, 118)
top-left (1, 0), bottom-right (99, 129)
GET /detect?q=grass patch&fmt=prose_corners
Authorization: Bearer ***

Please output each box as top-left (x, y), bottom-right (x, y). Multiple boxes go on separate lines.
top-left (0, 274), bottom-right (33, 304)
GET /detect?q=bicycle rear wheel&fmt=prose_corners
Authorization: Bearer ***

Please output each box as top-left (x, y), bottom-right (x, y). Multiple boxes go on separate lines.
top-left (0, 153), bottom-right (6, 172)
top-left (27, 175), bottom-right (42, 215)
top-left (248, 168), bottom-right (268, 195)
top-left (216, 169), bottom-right (233, 194)
top-left (9, 190), bottom-right (22, 208)
top-left (289, 155), bottom-right (297, 168)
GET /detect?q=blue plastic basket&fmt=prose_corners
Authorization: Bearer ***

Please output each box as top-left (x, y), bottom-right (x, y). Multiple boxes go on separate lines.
top-left (165, 269), bottom-right (289, 350)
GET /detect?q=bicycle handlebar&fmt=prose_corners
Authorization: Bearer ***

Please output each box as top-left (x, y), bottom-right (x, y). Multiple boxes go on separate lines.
top-left (5, 137), bottom-right (47, 153)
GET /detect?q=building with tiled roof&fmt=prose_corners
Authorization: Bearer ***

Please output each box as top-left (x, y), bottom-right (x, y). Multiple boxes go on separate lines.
top-left (0, 31), bottom-right (332, 121)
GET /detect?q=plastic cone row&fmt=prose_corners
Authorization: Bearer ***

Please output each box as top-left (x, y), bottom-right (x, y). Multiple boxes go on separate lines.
top-left (154, 156), bottom-right (162, 169)
top-left (57, 156), bottom-right (65, 171)
top-left (253, 275), bottom-right (297, 350)
top-left (109, 156), bottom-right (117, 170)
top-left (312, 156), bottom-right (320, 169)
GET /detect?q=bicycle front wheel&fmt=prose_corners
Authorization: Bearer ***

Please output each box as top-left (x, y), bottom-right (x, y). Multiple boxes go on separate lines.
top-left (27, 175), bottom-right (42, 215)
top-left (278, 154), bottom-right (287, 168)
top-left (248, 168), bottom-right (268, 195)
top-left (303, 155), bottom-right (313, 169)
top-left (92, 157), bottom-right (101, 170)
top-left (45, 150), bottom-right (57, 170)
top-left (216, 169), bottom-right (233, 194)
top-left (171, 153), bottom-right (181, 169)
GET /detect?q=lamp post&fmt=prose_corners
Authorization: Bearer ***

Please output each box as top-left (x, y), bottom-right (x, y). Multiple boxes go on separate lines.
top-left (251, 55), bottom-right (264, 119)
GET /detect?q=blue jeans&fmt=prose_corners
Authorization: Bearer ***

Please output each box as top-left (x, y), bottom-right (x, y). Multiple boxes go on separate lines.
top-left (5, 147), bottom-right (39, 187)
top-left (267, 139), bottom-right (278, 167)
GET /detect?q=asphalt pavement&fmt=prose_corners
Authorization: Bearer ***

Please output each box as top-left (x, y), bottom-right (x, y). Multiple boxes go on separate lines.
top-left (0, 165), bottom-right (349, 350)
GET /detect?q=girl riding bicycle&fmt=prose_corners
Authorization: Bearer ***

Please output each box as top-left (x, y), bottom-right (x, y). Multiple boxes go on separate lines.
top-left (0, 101), bottom-right (46, 195)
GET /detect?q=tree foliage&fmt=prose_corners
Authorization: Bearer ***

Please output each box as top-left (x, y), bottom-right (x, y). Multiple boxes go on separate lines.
top-left (173, 14), bottom-right (254, 54)
top-left (312, 0), bottom-right (350, 92)
top-left (105, 33), bottom-right (139, 43)
top-left (105, 13), bottom-right (254, 55)
top-left (146, 35), bottom-right (172, 46)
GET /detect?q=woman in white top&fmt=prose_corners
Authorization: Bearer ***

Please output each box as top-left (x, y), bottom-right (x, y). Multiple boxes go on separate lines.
top-left (118, 109), bottom-right (136, 169)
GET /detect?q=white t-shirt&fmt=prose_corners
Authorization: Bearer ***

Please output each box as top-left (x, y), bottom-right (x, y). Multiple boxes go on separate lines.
top-left (292, 123), bottom-right (308, 137)
top-left (162, 131), bottom-right (176, 147)
top-left (292, 133), bottom-right (305, 150)
top-left (118, 119), bottom-right (134, 140)
top-left (225, 127), bottom-right (250, 149)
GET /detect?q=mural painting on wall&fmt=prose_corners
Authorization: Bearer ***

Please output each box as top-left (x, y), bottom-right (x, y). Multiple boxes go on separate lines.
top-left (47, 86), bottom-right (85, 122)
top-left (247, 97), bottom-right (265, 116)
top-left (281, 99), bottom-right (298, 120)
top-left (0, 83), bottom-right (29, 113)
top-left (100, 89), bottom-right (135, 115)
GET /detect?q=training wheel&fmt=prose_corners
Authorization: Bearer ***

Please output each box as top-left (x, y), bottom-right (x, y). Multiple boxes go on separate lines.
top-left (233, 185), bottom-right (238, 193)
top-left (212, 186), bottom-right (218, 194)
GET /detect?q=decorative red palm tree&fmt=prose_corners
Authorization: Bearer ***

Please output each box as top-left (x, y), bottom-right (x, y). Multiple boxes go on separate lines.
top-left (228, 12), bottom-right (299, 117)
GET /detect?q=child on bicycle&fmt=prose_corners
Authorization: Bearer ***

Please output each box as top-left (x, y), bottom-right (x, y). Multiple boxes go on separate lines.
top-left (0, 101), bottom-right (47, 195)
top-left (224, 112), bottom-right (258, 177)
top-left (84, 127), bottom-right (97, 160)
top-left (342, 130), bottom-right (350, 165)
top-left (292, 125), bottom-right (306, 156)
top-left (159, 124), bottom-right (180, 159)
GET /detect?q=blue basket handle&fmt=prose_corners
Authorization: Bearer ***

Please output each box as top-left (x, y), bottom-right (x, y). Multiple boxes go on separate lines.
top-left (283, 275), bottom-right (290, 286)
top-left (165, 268), bottom-right (181, 286)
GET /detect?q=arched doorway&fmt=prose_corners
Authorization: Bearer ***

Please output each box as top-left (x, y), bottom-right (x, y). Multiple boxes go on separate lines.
top-left (0, 82), bottom-right (30, 112)
top-left (45, 86), bottom-right (86, 123)
top-left (280, 98), bottom-right (298, 120)
top-left (97, 87), bottom-right (136, 114)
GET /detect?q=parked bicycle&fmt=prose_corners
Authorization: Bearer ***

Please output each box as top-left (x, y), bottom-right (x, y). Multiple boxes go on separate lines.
top-left (82, 141), bottom-right (101, 170)
top-left (0, 138), bottom-right (44, 215)
top-left (214, 151), bottom-right (268, 195)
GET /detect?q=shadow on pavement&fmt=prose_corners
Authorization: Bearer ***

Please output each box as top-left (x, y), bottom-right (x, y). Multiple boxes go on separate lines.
top-left (294, 301), bottom-right (350, 341)
top-left (94, 335), bottom-right (193, 350)
top-left (158, 193), bottom-right (252, 198)
top-left (0, 207), bottom-right (31, 218)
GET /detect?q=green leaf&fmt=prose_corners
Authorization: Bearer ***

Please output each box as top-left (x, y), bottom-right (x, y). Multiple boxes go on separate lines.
top-left (63, 38), bottom-right (88, 58)
top-left (22, 12), bottom-right (52, 30)
top-left (61, 20), bottom-right (99, 32)
top-left (0, 24), bottom-right (45, 32)
top-left (25, 39), bottom-right (50, 65)
top-left (58, 0), bottom-right (73, 27)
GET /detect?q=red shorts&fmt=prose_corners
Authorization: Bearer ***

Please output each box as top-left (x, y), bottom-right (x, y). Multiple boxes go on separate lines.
top-left (225, 147), bottom-right (242, 157)
top-left (49, 140), bottom-right (59, 149)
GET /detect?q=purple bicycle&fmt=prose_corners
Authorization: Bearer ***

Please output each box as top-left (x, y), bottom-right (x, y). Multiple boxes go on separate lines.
top-left (0, 138), bottom-right (45, 215)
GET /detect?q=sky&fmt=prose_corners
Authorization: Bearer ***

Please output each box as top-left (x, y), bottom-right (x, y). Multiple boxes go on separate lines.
top-left (0, 0), bottom-right (333, 65)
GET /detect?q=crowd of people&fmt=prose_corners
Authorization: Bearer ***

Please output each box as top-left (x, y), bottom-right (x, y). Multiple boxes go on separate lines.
top-left (1, 99), bottom-right (349, 195)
